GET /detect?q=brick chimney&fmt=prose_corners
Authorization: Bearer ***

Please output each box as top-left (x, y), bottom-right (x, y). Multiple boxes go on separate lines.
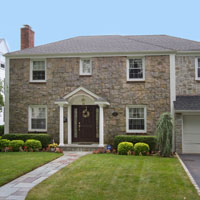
top-left (20, 25), bottom-right (34, 50)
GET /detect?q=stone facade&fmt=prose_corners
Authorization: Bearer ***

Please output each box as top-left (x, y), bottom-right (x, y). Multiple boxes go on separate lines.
top-left (9, 56), bottom-right (170, 144)
top-left (175, 56), bottom-right (200, 153)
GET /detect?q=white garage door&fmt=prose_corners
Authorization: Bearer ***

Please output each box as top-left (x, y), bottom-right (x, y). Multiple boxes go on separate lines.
top-left (183, 115), bottom-right (200, 153)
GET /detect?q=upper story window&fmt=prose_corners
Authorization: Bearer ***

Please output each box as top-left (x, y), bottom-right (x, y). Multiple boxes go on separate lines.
top-left (28, 105), bottom-right (47, 132)
top-left (30, 60), bottom-right (46, 82)
top-left (0, 64), bottom-right (5, 69)
top-left (195, 57), bottom-right (200, 80)
top-left (126, 105), bottom-right (147, 133)
top-left (80, 59), bottom-right (92, 75)
top-left (127, 58), bottom-right (145, 81)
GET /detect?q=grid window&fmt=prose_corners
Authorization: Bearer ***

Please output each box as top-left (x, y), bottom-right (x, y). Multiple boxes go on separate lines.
top-left (31, 61), bottom-right (46, 81)
top-left (127, 106), bottom-right (146, 132)
top-left (29, 106), bottom-right (47, 131)
top-left (80, 59), bottom-right (92, 75)
top-left (128, 58), bottom-right (144, 80)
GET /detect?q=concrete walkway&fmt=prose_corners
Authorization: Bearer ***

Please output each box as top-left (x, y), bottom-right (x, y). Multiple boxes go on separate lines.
top-left (0, 151), bottom-right (90, 200)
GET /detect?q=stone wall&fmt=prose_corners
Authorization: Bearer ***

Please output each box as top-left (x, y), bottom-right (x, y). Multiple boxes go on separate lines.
top-left (9, 56), bottom-right (170, 144)
top-left (174, 113), bottom-right (183, 153)
top-left (176, 56), bottom-right (200, 95)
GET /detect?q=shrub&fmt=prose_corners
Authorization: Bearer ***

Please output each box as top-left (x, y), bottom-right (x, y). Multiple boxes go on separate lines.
top-left (49, 143), bottom-right (58, 148)
top-left (114, 135), bottom-right (157, 152)
top-left (134, 142), bottom-right (150, 155)
top-left (2, 134), bottom-right (51, 148)
top-left (0, 139), bottom-right (10, 151)
top-left (25, 139), bottom-right (42, 151)
top-left (9, 140), bottom-right (24, 151)
top-left (156, 112), bottom-right (173, 157)
top-left (0, 125), bottom-right (4, 136)
top-left (117, 142), bottom-right (134, 155)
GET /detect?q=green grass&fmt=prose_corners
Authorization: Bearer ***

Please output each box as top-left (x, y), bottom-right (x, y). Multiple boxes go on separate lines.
top-left (0, 152), bottom-right (62, 186)
top-left (26, 154), bottom-right (200, 200)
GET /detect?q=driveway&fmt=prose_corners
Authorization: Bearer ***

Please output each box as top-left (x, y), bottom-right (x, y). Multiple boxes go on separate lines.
top-left (179, 154), bottom-right (200, 189)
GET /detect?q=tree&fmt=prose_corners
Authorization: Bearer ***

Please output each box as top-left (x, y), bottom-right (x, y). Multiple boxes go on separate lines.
top-left (156, 112), bottom-right (173, 157)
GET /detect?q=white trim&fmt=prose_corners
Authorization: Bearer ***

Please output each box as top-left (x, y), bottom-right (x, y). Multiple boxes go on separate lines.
top-left (126, 57), bottom-right (145, 82)
top-left (29, 59), bottom-right (47, 83)
top-left (4, 57), bottom-right (9, 134)
top-left (195, 57), bottom-right (200, 80)
top-left (5, 51), bottom-right (176, 59)
top-left (99, 104), bottom-right (104, 147)
top-left (59, 104), bottom-right (64, 146)
top-left (64, 86), bottom-right (99, 100)
top-left (67, 105), bottom-right (72, 145)
top-left (181, 115), bottom-right (184, 153)
top-left (80, 58), bottom-right (92, 76)
top-left (28, 105), bottom-right (47, 132)
top-left (175, 110), bottom-right (200, 114)
top-left (176, 153), bottom-right (200, 196)
top-left (126, 105), bottom-right (147, 133)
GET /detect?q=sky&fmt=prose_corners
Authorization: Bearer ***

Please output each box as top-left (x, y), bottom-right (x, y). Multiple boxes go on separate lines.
top-left (1, 0), bottom-right (200, 52)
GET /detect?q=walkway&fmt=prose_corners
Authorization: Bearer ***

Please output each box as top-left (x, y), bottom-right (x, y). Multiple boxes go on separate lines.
top-left (0, 151), bottom-right (90, 200)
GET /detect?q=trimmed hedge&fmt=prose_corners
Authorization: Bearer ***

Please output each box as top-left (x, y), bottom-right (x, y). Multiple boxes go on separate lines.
top-left (134, 142), bottom-right (150, 155)
top-left (0, 139), bottom-right (10, 150)
top-left (2, 134), bottom-right (51, 148)
top-left (25, 139), bottom-right (42, 151)
top-left (9, 140), bottom-right (24, 151)
top-left (117, 142), bottom-right (134, 155)
top-left (0, 125), bottom-right (4, 136)
top-left (114, 135), bottom-right (157, 151)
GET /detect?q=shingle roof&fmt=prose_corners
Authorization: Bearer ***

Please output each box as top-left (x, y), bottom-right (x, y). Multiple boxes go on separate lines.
top-left (6, 35), bottom-right (200, 56)
top-left (174, 96), bottom-right (200, 111)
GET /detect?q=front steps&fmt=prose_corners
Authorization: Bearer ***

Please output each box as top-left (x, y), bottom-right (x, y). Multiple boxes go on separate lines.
top-left (60, 144), bottom-right (106, 152)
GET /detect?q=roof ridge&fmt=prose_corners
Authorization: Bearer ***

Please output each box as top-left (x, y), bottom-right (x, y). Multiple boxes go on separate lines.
top-left (124, 35), bottom-right (176, 51)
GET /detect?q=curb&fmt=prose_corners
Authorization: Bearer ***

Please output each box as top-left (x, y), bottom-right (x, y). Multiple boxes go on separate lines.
top-left (176, 153), bottom-right (200, 196)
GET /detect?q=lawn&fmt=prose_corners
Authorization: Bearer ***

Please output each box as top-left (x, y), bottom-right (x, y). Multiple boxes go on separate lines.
top-left (0, 152), bottom-right (62, 186)
top-left (26, 154), bottom-right (200, 200)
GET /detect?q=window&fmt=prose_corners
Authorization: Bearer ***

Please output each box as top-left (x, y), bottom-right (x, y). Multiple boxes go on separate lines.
top-left (126, 106), bottom-right (146, 133)
top-left (30, 60), bottom-right (46, 82)
top-left (127, 58), bottom-right (145, 81)
top-left (1, 64), bottom-right (5, 69)
top-left (195, 57), bottom-right (200, 80)
top-left (29, 106), bottom-right (47, 131)
top-left (80, 59), bottom-right (92, 75)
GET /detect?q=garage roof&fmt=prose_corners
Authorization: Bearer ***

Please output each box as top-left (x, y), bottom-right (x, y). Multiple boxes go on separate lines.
top-left (174, 96), bottom-right (200, 111)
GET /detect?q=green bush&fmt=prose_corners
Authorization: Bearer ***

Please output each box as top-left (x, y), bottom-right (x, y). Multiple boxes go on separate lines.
top-left (0, 125), bottom-right (4, 136)
top-left (134, 142), bottom-right (150, 155)
top-left (0, 139), bottom-right (10, 151)
top-left (25, 139), bottom-right (42, 151)
top-left (117, 142), bottom-right (134, 155)
top-left (114, 135), bottom-right (157, 151)
top-left (2, 134), bottom-right (51, 148)
top-left (9, 140), bottom-right (24, 151)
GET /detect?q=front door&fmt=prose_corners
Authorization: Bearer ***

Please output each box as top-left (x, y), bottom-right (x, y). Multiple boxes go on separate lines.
top-left (72, 105), bottom-right (99, 143)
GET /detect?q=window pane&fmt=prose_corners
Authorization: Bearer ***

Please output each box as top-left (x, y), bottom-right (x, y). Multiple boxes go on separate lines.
top-left (129, 59), bottom-right (143, 79)
top-left (33, 71), bottom-right (45, 80)
top-left (129, 119), bottom-right (145, 130)
top-left (32, 107), bottom-right (46, 119)
top-left (32, 119), bottom-right (46, 129)
top-left (33, 61), bottom-right (45, 70)
top-left (74, 108), bottom-right (78, 138)
top-left (129, 108), bottom-right (144, 118)
top-left (82, 60), bottom-right (91, 74)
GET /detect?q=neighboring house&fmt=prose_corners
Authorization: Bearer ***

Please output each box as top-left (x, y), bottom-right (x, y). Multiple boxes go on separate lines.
top-left (0, 39), bottom-right (9, 125)
top-left (4, 25), bottom-right (200, 153)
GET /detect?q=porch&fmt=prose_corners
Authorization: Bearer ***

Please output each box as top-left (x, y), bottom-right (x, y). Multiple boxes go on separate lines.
top-left (55, 87), bottom-right (110, 148)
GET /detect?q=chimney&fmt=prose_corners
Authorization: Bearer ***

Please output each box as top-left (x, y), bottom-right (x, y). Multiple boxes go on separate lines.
top-left (20, 25), bottom-right (34, 50)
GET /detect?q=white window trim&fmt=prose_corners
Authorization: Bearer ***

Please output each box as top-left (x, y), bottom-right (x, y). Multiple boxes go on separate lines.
top-left (126, 105), bottom-right (147, 133)
top-left (28, 105), bottom-right (47, 132)
top-left (126, 57), bottom-right (145, 81)
top-left (195, 57), bottom-right (200, 80)
top-left (30, 59), bottom-right (47, 82)
top-left (80, 58), bottom-right (92, 76)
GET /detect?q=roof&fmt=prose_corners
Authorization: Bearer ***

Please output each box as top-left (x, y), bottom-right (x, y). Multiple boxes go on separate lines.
top-left (174, 96), bottom-right (200, 111)
top-left (6, 35), bottom-right (200, 57)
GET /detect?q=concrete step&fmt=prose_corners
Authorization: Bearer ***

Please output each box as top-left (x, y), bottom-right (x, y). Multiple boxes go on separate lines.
top-left (60, 144), bottom-right (106, 152)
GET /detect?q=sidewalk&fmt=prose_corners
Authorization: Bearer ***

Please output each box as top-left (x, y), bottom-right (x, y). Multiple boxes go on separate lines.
top-left (0, 151), bottom-right (90, 200)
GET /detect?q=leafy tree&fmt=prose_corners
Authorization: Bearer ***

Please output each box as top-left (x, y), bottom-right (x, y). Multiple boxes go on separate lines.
top-left (156, 112), bottom-right (173, 157)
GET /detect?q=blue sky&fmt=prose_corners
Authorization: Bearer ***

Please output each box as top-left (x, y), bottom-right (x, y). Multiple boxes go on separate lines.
top-left (1, 0), bottom-right (200, 51)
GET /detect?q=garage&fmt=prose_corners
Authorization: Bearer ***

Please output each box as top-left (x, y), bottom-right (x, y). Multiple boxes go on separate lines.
top-left (183, 115), bottom-right (200, 153)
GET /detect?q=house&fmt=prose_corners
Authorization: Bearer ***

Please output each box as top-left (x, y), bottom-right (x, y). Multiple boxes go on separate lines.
top-left (4, 25), bottom-right (200, 153)
top-left (0, 39), bottom-right (9, 125)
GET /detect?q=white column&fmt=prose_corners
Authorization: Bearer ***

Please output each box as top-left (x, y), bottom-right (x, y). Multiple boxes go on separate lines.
top-left (99, 104), bottom-right (104, 147)
top-left (67, 105), bottom-right (72, 144)
top-left (59, 105), bottom-right (64, 146)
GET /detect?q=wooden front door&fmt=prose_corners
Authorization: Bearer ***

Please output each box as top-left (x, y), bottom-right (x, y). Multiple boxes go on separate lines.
top-left (72, 105), bottom-right (99, 143)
